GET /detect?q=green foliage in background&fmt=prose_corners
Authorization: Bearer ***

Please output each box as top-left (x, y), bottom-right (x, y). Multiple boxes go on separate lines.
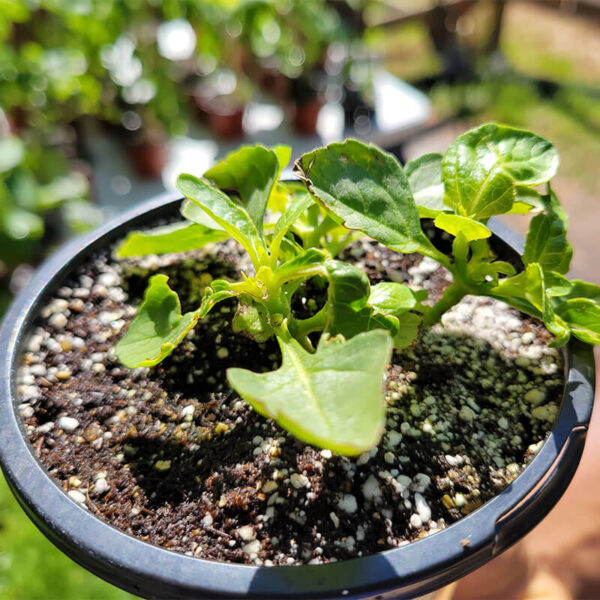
top-left (0, 475), bottom-right (138, 600)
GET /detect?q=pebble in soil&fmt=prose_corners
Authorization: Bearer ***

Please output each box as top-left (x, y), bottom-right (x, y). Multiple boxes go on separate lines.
top-left (17, 236), bottom-right (564, 566)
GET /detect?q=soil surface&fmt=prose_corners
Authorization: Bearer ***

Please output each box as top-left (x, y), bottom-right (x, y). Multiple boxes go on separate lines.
top-left (17, 233), bottom-right (564, 566)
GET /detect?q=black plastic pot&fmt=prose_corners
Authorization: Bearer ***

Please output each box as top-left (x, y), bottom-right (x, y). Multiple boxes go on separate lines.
top-left (0, 193), bottom-right (595, 600)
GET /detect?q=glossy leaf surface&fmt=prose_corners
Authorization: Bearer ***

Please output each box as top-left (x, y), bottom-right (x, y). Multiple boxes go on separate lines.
top-left (442, 124), bottom-right (558, 219)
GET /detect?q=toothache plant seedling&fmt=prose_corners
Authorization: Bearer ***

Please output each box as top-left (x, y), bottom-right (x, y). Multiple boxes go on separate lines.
top-left (115, 124), bottom-right (600, 456)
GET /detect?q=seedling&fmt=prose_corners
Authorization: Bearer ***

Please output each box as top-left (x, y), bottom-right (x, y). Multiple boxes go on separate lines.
top-left (115, 124), bottom-right (600, 455)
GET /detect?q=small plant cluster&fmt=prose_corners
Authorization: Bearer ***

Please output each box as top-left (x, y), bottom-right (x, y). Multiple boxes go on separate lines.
top-left (115, 124), bottom-right (600, 455)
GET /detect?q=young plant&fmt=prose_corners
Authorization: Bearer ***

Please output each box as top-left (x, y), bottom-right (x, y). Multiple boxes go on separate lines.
top-left (115, 125), bottom-right (600, 457)
top-left (294, 124), bottom-right (600, 347)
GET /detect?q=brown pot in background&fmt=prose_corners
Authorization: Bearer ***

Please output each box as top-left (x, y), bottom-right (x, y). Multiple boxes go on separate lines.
top-left (291, 99), bottom-right (323, 136)
top-left (128, 138), bottom-right (168, 179)
top-left (207, 107), bottom-right (245, 140)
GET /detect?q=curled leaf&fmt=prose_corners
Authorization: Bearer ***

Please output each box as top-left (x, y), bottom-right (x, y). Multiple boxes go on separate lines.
top-left (115, 275), bottom-right (199, 368)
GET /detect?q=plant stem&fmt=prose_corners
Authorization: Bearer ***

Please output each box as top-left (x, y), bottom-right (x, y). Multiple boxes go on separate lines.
top-left (423, 283), bottom-right (466, 328)
top-left (289, 306), bottom-right (329, 340)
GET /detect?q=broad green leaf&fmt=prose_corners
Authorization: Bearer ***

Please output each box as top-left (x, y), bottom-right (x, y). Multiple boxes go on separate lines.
top-left (556, 299), bottom-right (600, 345)
top-left (434, 213), bottom-right (491, 241)
top-left (544, 306), bottom-right (571, 348)
top-left (274, 248), bottom-right (327, 284)
top-left (507, 187), bottom-right (546, 214)
top-left (177, 174), bottom-right (267, 266)
top-left (116, 222), bottom-right (228, 258)
top-left (492, 263), bottom-right (545, 316)
top-left (563, 280), bottom-right (600, 304)
top-left (270, 190), bottom-right (313, 263)
top-left (523, 211), bottom-right (571, 274)
top-left (295, 139), bottom-right (436, 256)
top-left (393, 312), bottom-right (422, 349)
top-left (227, 330), bottom-right (393, 455)
top-left (115, 275), bottom-right (199, 368)
top-left (442, 124), bottom-right (558, 219)
top-left (369, 282), bottom-right (418, 316)
top-left (405, 153), bottom-right (447, 217)
top-left (0, 136), bottom-right (24, 173)
top-left (273, 145), bottom-right (292, 172)
top-left (181, 199), bottom-right (224, 231)
top-left (545, 272), bottom-right (573, 297)
top-left (204, 145), bottom-right (286, 236)
top-left (325, 260), bottom-right (399, 339)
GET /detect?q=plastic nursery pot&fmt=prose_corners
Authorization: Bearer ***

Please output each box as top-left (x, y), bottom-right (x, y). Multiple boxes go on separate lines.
top-left (205, 98), bottom-right (245, 141)
top-left (0, 193), bottom-right (596, 600)
top-left (128, 140), bottom-right (169, 180)
top-left (291, 100), bottom-right (323, 136)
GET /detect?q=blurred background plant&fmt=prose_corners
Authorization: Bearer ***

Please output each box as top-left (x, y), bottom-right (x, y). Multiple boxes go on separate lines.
top-left (0, 1), bottom-right (599, 598)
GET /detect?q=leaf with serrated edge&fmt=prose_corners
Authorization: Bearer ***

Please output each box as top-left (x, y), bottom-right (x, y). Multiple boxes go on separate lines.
top-left (116, 222), bottom-right (228, 258)
top-left (204, 145), bottom-right (287, 236)
top-left (405, 153), bottom-right (447, 217)
top-left (442, 124), bottom-right (558, 219)
top-left (434, 213), bottom-right (491, 241)
top-left (227, 330), bottom-right (392, 455)
top-left (177, 174), bottom-right (267, 265)
top-left (115, 275), bottom-right (199, 368)
top-left (295, 139), bottom-right (435, 255)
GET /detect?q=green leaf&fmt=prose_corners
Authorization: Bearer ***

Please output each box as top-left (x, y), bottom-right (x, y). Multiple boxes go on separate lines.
top-left (368, 282), bottom-right (418, 316)
top-left (563, 280), bottom-right (600, 304)
top-left (116, 222), bottom-right (229, 258)
top-left (273, 248), bottom-right (327, 285)
top-left (523, 212), bottom-right (571, 274)
top-left (1, 206), bottom-right (44, 241)
top-left (204, 145), bottom-right (286, 236)
top-left (199, 280), bottom-right (240, 318)
top-left (181, 199), bottom-right (224, 231)
top-left (273, 145), bottom-right (292, 172)
top-left (556, 299), bottom-right (600, 345)
top-left (325, 260), bottom-right (399, 340)
top-left (393, 312), bottom-right (422, 349)
top-left (405, 153), bottom-right (447, 217)
top-left (507, 187), bottom-right (546, 214)
top-left (545, 272), bottom-right (573, 297)
top-left (295, 139), bottom-right (436, 256)
top-left (0, 136), bottom-right (24, 173)
top-left (232, 301), bottom-right (275, 343)
top-left (177, 174), bottom-right (267, 266)
top-left (227, 330), bottom-right (393, 455)
top-left (115, 275), bottom-right (199, 368)
top-left (442, 124), bottom-right (558, 219)
top-left (492, 263), bottom-right (545, 316)
top-left (434, 213), bottom-right (492, 241)
top-left (270, 190), bottom-right (313, 263)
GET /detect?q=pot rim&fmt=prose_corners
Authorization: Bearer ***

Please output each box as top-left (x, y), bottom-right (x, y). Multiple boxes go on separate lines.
top-left (0, 191), bottom-right (595, 600)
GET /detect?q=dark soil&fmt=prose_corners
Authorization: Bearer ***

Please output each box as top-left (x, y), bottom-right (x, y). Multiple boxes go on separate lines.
top-left (17, 235), bottom-right (564, 566)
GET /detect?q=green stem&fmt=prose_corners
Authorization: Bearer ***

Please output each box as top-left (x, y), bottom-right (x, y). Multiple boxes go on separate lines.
top-left (289, 305), bottom-right (329, 340)
top-left (423, 283), bottom-right (466, 328)
top-left (305, 217), bottom-right (337, 248)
